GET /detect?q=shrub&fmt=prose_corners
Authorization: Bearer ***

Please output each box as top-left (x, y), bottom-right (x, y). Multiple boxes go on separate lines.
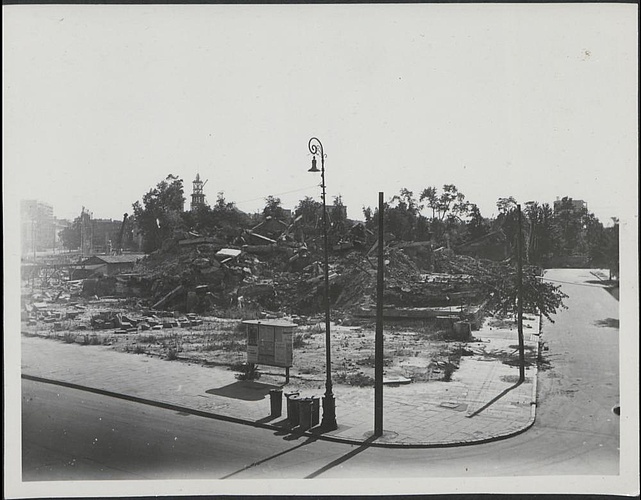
top-left (166, 348), bottom-right (178, 360)
top-left (235, 363), bottom-right (260, 380)
top-left (442, 362), bottom-right (457, 382)
top-left (293, 333), bottom-right (306, 349)
top-left (62, 332), bottom-right (76, 344)
top-left (335, 372), bottom-right (374, 387)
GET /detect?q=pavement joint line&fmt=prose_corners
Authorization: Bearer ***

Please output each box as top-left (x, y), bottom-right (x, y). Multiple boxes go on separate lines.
top-left (22, 372), bottom-right (538, 450)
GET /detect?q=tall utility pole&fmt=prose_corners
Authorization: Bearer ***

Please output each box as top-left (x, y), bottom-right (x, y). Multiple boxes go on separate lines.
top-left (516, 204), bottom-right (525, 383)
top-left (375, 192), bottom-right (384, 436)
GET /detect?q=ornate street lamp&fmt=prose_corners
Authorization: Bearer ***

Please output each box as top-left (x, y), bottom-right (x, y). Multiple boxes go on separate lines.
top-left (307, 137), bottom-right (337, 430)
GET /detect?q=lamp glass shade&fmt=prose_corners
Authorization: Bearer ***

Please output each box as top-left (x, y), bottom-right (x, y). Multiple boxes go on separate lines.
top-left (308, 156), bottom-right (320, 172)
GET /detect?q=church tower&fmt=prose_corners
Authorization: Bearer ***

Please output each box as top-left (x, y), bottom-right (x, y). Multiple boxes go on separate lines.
top-left (190, 173), bottom-right (207, 211)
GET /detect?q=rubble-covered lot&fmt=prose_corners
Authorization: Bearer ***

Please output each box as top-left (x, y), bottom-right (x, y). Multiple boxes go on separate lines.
top-left (21, 238), bottom-right (514, 388)
top-left (21, 294), bottom-right (486, 389)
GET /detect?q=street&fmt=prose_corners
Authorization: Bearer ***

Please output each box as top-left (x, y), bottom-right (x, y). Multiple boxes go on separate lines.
top-left (22, 268), bottom-right (620, 480)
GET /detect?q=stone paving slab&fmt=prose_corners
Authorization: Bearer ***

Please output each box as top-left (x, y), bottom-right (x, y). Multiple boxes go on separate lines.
top-left (20, 316), bottom-right (540, 447)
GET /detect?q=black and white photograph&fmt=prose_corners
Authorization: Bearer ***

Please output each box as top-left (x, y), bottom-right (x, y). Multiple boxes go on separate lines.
top-left (3, 3), bottom-right (639, 498)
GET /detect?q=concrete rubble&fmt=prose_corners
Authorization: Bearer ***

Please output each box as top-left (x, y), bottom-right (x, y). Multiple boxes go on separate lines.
top-left (21, 219), bottom-right (530, 390)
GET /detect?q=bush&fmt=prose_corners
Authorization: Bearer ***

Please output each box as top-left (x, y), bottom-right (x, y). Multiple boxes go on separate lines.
top-left (166, 348), bottom-right (178, 360)
top-left (335, 372), bottom-right (374, 387)
top-left (293, 333), bottom-right (306, 349)
top-left (235, 362), bottom-right (261, 380)
top-left (62, 332), bottom-right (76, 344)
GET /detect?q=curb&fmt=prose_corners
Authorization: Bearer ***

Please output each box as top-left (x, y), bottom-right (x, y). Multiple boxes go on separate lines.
top-left (22, 373), bottom-right (537, 449)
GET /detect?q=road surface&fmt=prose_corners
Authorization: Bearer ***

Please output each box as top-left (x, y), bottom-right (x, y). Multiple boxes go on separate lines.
top-left (22, 269), bottom-right (619, 481)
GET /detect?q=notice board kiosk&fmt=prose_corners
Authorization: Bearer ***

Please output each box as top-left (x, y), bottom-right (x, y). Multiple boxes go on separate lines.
top-left (242, 319), bottom-right (295, 382)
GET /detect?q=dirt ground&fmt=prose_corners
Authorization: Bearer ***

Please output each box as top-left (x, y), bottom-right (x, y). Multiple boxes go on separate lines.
top-left (21, 289), bottom-right (477, 390)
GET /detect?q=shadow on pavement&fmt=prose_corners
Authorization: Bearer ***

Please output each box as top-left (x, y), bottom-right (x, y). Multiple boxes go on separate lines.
top-left (467, 380), bottom-right (524, 417)
top-left (304, 436), bottom-right (378, 479)
top-left (206, 380), bottom-right (280, 401)
top-left (220, 435), bottom-right (319, 479)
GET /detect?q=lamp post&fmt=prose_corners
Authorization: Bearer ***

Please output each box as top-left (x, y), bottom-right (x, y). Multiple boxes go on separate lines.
top-left (307, 137), bottom-right (337, 430)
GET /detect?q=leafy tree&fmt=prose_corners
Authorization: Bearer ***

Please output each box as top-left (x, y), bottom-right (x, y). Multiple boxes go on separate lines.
top-left (183, 192), bottom-right (251, 242)
top-left (263, 195), bottom-right (286, 220)
top-left (296, 196), bottom-right (323, 227)
top-left (59, 217), bottom-right (82, 250)
top-left (481, 262), bottom-right (568, 322)
top-left (494, 197), bottom-right (519, 254)
top-left (328, 195), bottom-right (349, 244)
top-left (466, 203), bottom-right (490, 240)
top-left (420, 184), bottom-right (471, 222)
top-left (385, 188), bottom-right (429, 241)
top-left (523, 202), bottom-right (556, 265)
top-left (212, 192), bottom-right (251, 242)
top-left (420, 184), bottom-right (471, 243)
top-left (553, 197), bottom-right (589, 256)
top-left (132, 175), bottom-right (186, 253)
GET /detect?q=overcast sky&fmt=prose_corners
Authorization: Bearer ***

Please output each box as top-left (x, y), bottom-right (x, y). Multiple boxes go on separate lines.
top-left (3, 4), bottom-right (638, 225)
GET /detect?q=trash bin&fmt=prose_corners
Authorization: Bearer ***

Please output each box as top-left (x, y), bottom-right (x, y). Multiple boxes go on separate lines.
top-left (298, 398), bottom-right (313, 431)
top-left (285, 393), bottom-right (301, 426)
top-left (310, 395), bottom-right (321, 428)
top-left (269, 388), bottom-right (283, 417)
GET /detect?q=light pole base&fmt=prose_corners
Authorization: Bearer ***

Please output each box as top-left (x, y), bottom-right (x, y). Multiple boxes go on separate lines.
top-left (321, 393), bottom-right (337, 431)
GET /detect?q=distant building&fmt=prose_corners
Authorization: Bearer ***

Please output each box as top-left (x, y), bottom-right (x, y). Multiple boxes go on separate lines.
top-left (76, 254), bottom-right (145, 277)
top-left (191, 173), bottom-right (207, 211)
top-left (554, 197), bottom-right (587, 213)
top-left (21, 200), bottom-right (55, 255)
top-left (76, 209), bottom-right (133, 255)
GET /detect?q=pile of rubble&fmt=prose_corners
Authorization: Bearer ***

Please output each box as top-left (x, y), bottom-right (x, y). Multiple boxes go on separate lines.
top-left (90, 311), bottom-right (204, 333)
top-left (76, 231), bottom-right (492, 322)
top-left (26, 223), bottom-right (499, 328)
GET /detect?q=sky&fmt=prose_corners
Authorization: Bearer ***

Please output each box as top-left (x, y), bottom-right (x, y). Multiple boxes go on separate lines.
top-left (3, 4), bottom-right (638, 225)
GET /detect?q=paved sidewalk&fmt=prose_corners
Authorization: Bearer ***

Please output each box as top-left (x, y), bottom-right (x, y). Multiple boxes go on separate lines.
top-left (21, 317), bottom-right (540, 447)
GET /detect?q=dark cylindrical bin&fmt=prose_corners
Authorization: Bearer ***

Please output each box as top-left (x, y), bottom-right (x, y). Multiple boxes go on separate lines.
top-left (269, 389), bottom-right (283, 417)
top-left (310, 396), bottom-right (321, 428)
top-left (298, 398), bottom-right (313, 431)
top-left (286, 393), bottom-right (301, 426)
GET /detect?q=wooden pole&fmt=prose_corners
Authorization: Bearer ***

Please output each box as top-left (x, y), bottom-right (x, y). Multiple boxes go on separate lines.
top-left (516, 204), bottom-right (525, 383)
top-left (375, 192), bottom-right (384, 436)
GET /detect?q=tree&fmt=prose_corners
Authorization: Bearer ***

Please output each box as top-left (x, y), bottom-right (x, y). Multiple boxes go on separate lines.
top-left (420, 184), bottom-right (471, 243)
top-left (494, 197), bottom-right (519, 254)
top-left (263, 195), bottom-right (286, 220)
top-left (132, 175), bottom-right (186, 253)
top-left (523, 202), bottom-right (556, 265)
top-left (211, 192), bottom-right (252, 242)
top-left (328, 195), bottom-right (349, 244)
top-left (552, 196), bottom-right (589, 256)
top-left (385, 188), bottom-right (429, 241)
top-left (296, 196), bottom-right (323, 227)
top-left (182, 192), bottom-right (251, 242)
top-left (59, 217), bottom-right (82, 251)
top-left (466, 203), bottom-right (490, 240)
top-left (420, 184), bottom-right (471, 222)
top-left (481, 262), bottom-right (568, 323)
